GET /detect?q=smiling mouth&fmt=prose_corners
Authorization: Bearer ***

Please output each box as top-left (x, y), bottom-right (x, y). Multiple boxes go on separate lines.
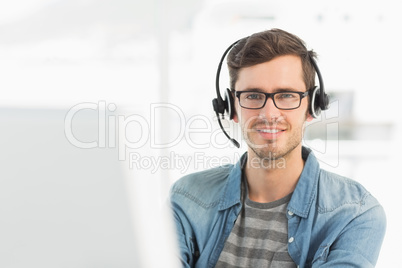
top-left (257, 129), bottom-right (282, 133)
top-left (256, 128), bottom-right (286, 134)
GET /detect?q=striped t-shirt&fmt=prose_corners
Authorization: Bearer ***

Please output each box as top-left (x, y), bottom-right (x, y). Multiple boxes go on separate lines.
top-left (215, 191), bottom-right (296, 268)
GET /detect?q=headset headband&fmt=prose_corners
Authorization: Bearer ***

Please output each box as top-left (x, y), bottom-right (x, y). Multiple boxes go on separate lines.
top-left (214, 39), bottom-right (242, 114)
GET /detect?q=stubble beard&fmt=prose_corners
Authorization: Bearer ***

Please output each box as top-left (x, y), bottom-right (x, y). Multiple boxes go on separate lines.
top-left (249, 135), bottom-right (301, 165)
top-left (242, 117), bottom-right (305, 166)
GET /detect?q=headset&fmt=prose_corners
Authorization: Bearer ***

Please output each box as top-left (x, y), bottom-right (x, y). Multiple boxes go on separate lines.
top-left (212, 38), bottom-right (330, 148)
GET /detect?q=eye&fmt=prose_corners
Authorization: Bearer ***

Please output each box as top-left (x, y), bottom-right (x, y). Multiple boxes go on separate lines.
top-left (277, 92), bottom-right (297, 99)
top-left (244, 92), bottom-right (264, 100)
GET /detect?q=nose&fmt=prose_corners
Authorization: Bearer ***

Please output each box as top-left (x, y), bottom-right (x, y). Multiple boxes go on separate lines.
top-left (259, 97), bottom-right (281, 120)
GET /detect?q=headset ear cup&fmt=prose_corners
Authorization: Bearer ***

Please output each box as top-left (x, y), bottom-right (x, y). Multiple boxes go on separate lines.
top-left (310, 86), bottom-right (321, 118)
top-left (321, 93), bottom-right (330, 111)
top-left (225, 88), bottom-right (235, 120)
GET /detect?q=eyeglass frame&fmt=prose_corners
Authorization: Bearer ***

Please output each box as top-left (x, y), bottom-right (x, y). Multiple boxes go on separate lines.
top-left (234, 90), bottom-right (310, 110)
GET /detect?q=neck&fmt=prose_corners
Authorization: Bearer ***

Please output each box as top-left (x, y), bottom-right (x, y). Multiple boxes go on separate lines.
top-left (245, 145), bottom-right (304, 203)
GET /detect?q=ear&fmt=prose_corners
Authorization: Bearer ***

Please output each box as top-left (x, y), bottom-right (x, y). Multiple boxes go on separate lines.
top-left (306, 113), bottom-right (314, 122)
top-left (233, 111), bottom-right (239, 123)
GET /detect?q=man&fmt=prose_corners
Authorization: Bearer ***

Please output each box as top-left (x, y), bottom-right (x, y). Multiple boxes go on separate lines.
top-left (170, 28), bottom-right (386, 268)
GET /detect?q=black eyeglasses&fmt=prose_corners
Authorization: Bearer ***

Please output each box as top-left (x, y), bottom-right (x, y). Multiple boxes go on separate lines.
top-left (235, 90), bottom-right (309, 110)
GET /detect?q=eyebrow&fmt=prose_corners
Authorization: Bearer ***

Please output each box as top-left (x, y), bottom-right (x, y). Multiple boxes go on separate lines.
top-left (239, 87), bottom-right (302, 93)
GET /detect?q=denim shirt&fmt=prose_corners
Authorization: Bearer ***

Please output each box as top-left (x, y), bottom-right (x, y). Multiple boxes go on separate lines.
top-left (170, 147), bottom-right (386, 268)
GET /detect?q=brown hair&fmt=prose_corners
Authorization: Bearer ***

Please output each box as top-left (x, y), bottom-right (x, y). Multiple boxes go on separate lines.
top-left (227, 28), bottom-right (317, 93)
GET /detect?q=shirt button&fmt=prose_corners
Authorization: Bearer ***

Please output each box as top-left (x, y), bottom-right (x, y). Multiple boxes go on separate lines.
top-left (288, 237), bottom-right (294, 243)
top-left (288, 210), bottom-right (294, 216)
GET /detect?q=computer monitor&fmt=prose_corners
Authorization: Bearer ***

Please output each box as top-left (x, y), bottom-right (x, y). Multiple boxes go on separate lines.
top-left (0, 107), bottom-right (180, 268)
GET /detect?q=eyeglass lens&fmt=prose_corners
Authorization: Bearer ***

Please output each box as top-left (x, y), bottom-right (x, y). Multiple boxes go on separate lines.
top-left (239, 92), bottom-right (302, 109)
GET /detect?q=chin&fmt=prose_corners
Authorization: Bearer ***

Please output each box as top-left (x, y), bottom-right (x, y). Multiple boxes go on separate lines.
top-left (248, 139), bottom-right (302, 161)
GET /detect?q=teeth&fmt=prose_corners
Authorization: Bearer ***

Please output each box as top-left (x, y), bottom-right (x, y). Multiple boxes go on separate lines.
top-left (259, 129), bottom-right (280, 133)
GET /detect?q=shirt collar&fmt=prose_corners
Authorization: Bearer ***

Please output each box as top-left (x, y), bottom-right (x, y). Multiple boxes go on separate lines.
top-left (217, 152), bottom-right (247, 211)
top-left (218, 147), bottom-right (320, 217)
top-left (287, 147), bottom-right (320, 218)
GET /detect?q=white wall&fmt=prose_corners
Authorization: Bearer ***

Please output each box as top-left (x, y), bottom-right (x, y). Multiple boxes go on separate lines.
top-left (1, 0), bottom-right (400, 266)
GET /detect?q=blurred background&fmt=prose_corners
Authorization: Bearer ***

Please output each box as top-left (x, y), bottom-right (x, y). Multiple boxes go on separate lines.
top-left (0, 0), bottom-right (400, 267)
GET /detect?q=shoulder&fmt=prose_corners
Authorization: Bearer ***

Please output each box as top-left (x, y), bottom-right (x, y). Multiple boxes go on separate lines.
top-left (170, 164), bottom-right (234, 208)
top-left (317, 169), bottom-right (381, 214)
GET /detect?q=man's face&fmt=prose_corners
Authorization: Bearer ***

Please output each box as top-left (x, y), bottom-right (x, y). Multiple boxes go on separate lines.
top-left (233, 55), bottom-right (313, 161)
